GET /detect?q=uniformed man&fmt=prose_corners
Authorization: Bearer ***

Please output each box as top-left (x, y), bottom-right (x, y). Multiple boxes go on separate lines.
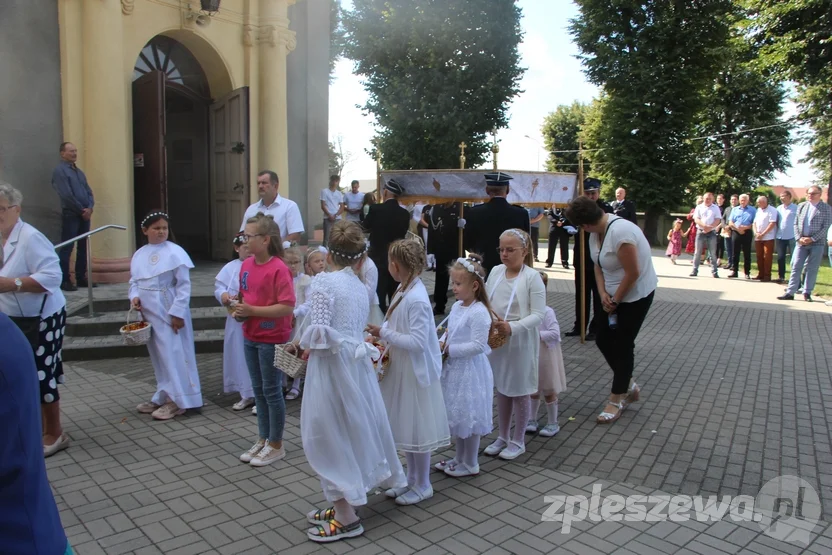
top-left (423, 202), bottom-right (461, 315)
top-left (565, 177), bottom-right (612, 340)
top-left (363, 178), bottom-right (410, 312)
top-left (462, 172), bottom-right (531, 276)
top-left (610, 187), bottom-right (638, 224)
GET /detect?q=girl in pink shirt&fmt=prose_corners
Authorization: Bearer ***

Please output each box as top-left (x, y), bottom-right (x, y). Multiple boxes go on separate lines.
top-left (233, 213), bottom-right (296, 467)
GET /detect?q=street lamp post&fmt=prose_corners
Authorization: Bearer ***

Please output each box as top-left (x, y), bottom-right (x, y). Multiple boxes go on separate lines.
top-left (524, 134), bottom-right (541, 171)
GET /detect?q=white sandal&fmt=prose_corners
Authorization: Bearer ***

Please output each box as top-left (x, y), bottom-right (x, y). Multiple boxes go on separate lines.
top-left (596, 400), bottom-right (625, 424)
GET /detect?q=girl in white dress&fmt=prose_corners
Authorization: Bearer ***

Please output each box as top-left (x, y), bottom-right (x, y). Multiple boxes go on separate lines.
top-left (129, 212), bottom-right (203, 420)
top-left (358, 253), bottom-right (384, 326)
top-left (483, 229), bottom-right (546, 460)
top-left (300, 221), bottom-right (406, 543)
top-left (214, 233), bottom-right (254, 411)
top-left (526, 272), bottom-right (567, 437)
top-left (366, 237), bottom-right (450, 506)
top-left (283, 246), bottom-right (308, 401)
top-left (435, 254), bottom-right (494, 478)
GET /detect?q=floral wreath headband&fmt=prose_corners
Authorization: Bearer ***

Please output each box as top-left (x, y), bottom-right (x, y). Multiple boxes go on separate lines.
top-left (502, 228), bottom-right (527, 247)
top-left (330, 242), bottom-right (367, 261)
top-left (141, 212), bottom-right (168, 228)
top-left (456, 257), bottom-right (485, 280)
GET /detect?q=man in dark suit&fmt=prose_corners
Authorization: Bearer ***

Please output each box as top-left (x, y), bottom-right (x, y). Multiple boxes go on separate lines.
top-left (423, 202), bottom-right (461, 315)
top-left (610, 187), bottom-right (638, 225)
top-left (565, 178), bottom-right (613, 340)
top-left (463, 172), bottom-right (531, 276)
top-left (363, 179), bottom-right (411, 312)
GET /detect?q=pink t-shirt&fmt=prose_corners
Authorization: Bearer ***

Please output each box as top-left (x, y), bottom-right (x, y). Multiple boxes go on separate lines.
top-left (239, 256), bottom-right (296, 343)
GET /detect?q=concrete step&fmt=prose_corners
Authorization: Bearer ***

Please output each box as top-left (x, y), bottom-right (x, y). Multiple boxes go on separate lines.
top-left (68, 294), bottom-right (220, 316)
top-left (62, 328), bottom-right (225, 361)
top-left (66, 306), bottom-right (228, 337)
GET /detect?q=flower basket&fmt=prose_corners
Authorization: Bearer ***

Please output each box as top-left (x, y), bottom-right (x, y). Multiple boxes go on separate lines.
top-left (120, 308), bottom-right (152, 346)
top-left (274, 342), bottom-right (307, 379)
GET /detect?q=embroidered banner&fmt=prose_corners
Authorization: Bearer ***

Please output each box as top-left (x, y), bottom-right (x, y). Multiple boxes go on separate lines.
top-left (379, 170), bottom-right (579, 207)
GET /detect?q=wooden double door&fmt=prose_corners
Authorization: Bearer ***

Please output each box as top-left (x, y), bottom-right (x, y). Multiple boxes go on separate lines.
top-left (132, 70), bottom-right (250, 260)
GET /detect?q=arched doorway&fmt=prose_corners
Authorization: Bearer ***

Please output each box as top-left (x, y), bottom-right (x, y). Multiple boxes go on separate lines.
top-left (132, 35), bottom-right (249, 260)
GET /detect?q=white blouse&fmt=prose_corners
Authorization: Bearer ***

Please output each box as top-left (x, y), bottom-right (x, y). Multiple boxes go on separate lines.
top-left (0, 220), bottom-right (66, 318)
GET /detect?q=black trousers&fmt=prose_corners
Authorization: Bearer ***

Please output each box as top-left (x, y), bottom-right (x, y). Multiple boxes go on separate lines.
top-left (573, 258), bottom-right (602, 333)
top-left (547, 226), bottom-right (570, 265)
top-left (595, 291), bottom-right (654, 395)
top-left (59, 211), bottom-right (91, 284)
top-left (433, 251), bottom-right (454, 312)
top-left (731, 231), bottom-right (753, 275)
top-left (530, 227), bottom-right (540, 260)
top-left (716, 235), bottom-right (725, 261)
top-left (373, 255), bottom-right (398, 313)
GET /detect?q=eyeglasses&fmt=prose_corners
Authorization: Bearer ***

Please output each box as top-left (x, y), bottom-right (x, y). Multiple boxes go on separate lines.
top-left (496, 247), bottom-right (520, 254)
top-left (808, 191), bottom-right (821, 196)
top-left (240, 233), bottom-right (264, 243)
top-left (0, 205), bottom-right (19, 214)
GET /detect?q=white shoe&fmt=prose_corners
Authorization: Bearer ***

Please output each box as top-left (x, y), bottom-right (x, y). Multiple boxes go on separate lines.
top-left (250, 444), bottom-right (286, 467)
top-left (251, 405), bottom-right (257, 416)
top-left (395, 486), bottom-right (433, 505)
top-left (44, 433), bottom-right (70, 458)
top-left (498, 441), bottom-right (526, 460)
top-left (444, 463), bottom-right (479, 477)
top-left (385, 485), bottom-right (410, 498)
top-left (525, 420), bottom-right (539, 433)
top-left (434, 459), bottom-right (457, 471)
top-left (539, 423), bottom-right (560, 437)
top-left (233, 397), bottom-right (255, 411)
top-left (240, 440), bottom-right (266, 463)
top-left (483, 438), bottom-right (508, 456)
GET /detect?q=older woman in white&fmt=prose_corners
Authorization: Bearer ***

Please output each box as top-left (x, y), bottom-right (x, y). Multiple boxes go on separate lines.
top-left (0, 183), bottom-right (70, 457)
top-left (484, 228), bottom-right (546, 461)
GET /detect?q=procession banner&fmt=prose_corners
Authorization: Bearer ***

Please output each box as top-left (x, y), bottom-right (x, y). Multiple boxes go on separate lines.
top-left (379, 169), bottom-right (578, 207)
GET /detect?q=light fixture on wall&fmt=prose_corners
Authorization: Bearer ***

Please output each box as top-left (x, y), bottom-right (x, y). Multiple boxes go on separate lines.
top-left (200, 0), bottom-right (221, 14)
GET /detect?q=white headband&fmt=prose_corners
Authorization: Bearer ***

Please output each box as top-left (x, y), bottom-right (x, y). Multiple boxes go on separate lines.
top-left (456, 257), bottom-right (485, 280)
top-left (330, 242), bottom-right (367, 261)
top-left (502, 228), bottom-right (527, 247)
top-left (282, 241), bottom-right (292, 249)
top-left (141, 212), bottom-right (168, 228)
top-left (317, 246), bottom-right (328, 254)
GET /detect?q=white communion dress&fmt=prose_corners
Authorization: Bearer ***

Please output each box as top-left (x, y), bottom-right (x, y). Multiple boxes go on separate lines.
top-left (378, 279), bottom-right (451, 453)
top-left (299, 268), bottom-right (406, 506)
top-left (359, 257), bottom-right (384, 326)
top-left (129, 241), bottom-right (202, 409)
top-left (440, 300), bottom-right (494, 439)
top-left (214, 259), bottom-right (253, 399)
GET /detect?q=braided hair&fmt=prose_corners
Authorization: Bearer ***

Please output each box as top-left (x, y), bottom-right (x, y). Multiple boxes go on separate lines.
top-left (388, 236), bottom-right (426, 291)
top-left (328, 220), bottom-right (367, 268)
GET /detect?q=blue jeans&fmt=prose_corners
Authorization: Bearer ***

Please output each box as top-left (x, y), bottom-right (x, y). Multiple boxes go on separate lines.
top-left (786, 244), bottom-right (825, 296)
top-left (693, 230), bottom-right (719, 274)
top-left (58, 211), bottom-right (91, 284)
top-left (243, 339), bottom-right (285, 443)
top-left (775, 238), bottom-right (795, 280)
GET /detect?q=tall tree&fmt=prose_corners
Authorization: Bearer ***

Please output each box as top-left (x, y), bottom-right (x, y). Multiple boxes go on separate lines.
top-left (571, 0), bottom-right (733, 243)
top-left (540, 101), bottom-right (593, 174)
top-left (330, 0), bottom-right (345, 82)
top-left (693, 26), bottom-right (791, 198)
top-left (748, 0), bottom-right (832, 186)
top-left (342, 0), bottom-right (524, 169)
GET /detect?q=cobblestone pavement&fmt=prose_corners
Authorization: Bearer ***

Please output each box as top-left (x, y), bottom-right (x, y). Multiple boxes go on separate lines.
top-left (54, 249), bottom-right (832, 554)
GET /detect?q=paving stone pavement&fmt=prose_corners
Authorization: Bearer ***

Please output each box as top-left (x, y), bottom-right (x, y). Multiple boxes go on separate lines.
top-left (54, 248), bottom-right (832, 554)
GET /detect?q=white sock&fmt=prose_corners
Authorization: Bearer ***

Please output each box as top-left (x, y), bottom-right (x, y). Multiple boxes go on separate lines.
top-left (529, 398), bottom-right (541, 422)
top-left (546, 401), bottom-right (559, 426)
top-left (463, 436), bottom-right (480, 467)
top-left (454, 438), bottom-right (466, 465)
top-left (291, 377), bottom-right (302, 391)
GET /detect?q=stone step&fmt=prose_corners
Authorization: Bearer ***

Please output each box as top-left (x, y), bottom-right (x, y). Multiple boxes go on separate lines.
top-left (62, 328), bottom-right (225, 361)
top-left (66, 306), bottom-right (228, 337)
top-left (68, 294), bottom-right (219, 316)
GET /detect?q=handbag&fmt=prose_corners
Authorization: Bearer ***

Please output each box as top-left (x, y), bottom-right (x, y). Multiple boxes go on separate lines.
top-left (9, 294), bottom-right (48, 351)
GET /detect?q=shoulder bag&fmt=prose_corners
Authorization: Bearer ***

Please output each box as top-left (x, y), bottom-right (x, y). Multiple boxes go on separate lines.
top-left (10, 294), bottom-right (48, 351)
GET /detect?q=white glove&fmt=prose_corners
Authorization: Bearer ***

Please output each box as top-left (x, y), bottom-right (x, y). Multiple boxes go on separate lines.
top-left (457, 218), bottom-right (466, 229)
top-left (564, 226), bottom-right (578, 235)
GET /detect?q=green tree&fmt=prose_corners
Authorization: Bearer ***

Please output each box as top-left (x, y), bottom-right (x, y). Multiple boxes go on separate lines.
top-left (571, 0), bottom-right (733, 243)
top-left (540, 101), bottom-right (593, 174)
top-left (692, 25), bottom-right (791, 198)
top-left (342, 0), bottom-right (524, 169)
top-left (749, 0), bottom-right (832, 186)
top-left (329, 0), bottom-right (345, 82)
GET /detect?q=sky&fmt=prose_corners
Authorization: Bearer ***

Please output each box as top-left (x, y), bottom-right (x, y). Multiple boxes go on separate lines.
top-left (329, 0), bottom-right (815, 188)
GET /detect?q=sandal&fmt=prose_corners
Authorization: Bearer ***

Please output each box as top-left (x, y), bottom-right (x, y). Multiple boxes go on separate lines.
top-left (596, 400), bottom-right (625, 424)
top-left (626, 382), bottom-right (641, 404)
top-left (285, 388), bottom-right (301, 401)
top-left (434, 459), bottom-right (458, 471)
top-left (307, 519), bottom-right (364, 543)
top-left (306, 507), bottom-right (335, 524)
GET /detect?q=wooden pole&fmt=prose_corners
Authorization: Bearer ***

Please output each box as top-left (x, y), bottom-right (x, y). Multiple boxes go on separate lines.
top-left (375, 144), bottom-right (382, 203)
top-left (578, 141), bottom-right (586, 344)
top-left (459, 142), bottom-right (467, 256)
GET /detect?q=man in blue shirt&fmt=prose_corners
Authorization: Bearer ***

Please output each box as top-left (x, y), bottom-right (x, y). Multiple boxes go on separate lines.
top-left (527, 206), bottom-right (545, 262)
top-left (775, 190), bottom-right (798, 284)
top-left (727, 193), bottom-right (756, 279)
top-left (0, 313), bottom-right (71, 555)
top-left (52, 142), bottom-right (95, 292)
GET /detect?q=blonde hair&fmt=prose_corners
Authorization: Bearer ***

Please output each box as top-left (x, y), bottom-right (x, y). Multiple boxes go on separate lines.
top-left (539, 271), bottom-right (549, 288)
top-left (328, 220), bottom-right (367, 268)
top-left (450, 254), bottom-right (495, 316)
top-left (245, 212), bottom-right (284, 258)
top-left (500, 228), bottom-right (535, 267)
top-left (389, 237), bottom-right (426, 290)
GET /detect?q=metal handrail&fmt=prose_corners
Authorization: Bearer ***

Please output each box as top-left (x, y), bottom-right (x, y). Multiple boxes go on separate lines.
top-left (54, 224), bottom-right (127, 315)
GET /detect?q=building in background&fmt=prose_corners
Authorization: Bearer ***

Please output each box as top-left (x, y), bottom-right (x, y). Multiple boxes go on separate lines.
top-left (0, 0), bottom-right (329, 282)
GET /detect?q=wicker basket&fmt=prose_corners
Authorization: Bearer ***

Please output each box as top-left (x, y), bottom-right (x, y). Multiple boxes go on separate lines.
top-left (274, 343), bottom-right (307, 379)
top-left (372, 342), bottom-right (391, 382)
top-left (120, 308), bottom-right (152, 346)
top-left (487, 313), bottom-right (509, 350)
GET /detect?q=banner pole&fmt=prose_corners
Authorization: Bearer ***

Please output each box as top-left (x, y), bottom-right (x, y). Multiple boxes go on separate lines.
top-left (375, 144), bottom-right (382, 203)
top-left (459, 142), bottom-right (467, 255)
top-left (578, 141), bottom-right (586, 344)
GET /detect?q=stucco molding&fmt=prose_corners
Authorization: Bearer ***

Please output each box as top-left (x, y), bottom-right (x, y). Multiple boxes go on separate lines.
top-left (244, 24), bottom-right (296, 51)
top-left (122, 0), bottom-right (135, 15)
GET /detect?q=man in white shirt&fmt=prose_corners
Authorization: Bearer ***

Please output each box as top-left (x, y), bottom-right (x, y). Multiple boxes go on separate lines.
top-left (240, 170), bottom-right (304, 242)
top-left (320, 175), bottom-right (344, 246)
top-left (343, 180), bottom-right (365, 223)
top-left (752, 196), bottom-right (778, 282)
top-left (775, 190), bottom-right (798, 284)
top-left (690, 192), bottom-right (722, 278)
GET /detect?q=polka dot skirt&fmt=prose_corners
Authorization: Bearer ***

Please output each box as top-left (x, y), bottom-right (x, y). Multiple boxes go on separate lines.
top-left (35, 308), bottom-right (66, 404)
